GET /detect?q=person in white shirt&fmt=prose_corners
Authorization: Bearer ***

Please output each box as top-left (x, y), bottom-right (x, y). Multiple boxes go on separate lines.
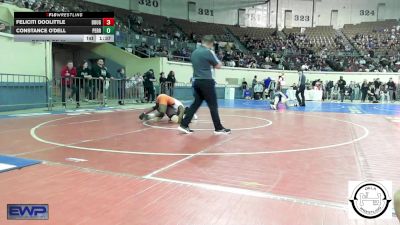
top-left (253, 82), bottom-right (264, 100)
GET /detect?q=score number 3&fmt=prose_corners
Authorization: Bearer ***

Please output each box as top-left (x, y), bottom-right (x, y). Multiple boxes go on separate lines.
top-left (102, 18), bottom-right (115, 26)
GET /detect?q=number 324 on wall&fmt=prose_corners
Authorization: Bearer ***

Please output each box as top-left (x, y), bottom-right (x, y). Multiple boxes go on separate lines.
top-left (360, 10), bottom-right (375, 16)
top-left (138, 0), bottom-right (159, 7)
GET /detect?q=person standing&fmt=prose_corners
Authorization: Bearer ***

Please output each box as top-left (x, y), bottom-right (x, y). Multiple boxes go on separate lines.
top-left (353, 81), bottom-right (360, 101)
top-left (179, 35), bottom-right (230, 134)
top-left (387, 77), bottom-right (396, 102)
top-left (264, 77), bottom-right (272, 89)
top-left (264, 77), bottom-right (273, 99)
top-left (337, 76), bottom-right (347, 102)
top-left (296, 69), bottom-right (306, 106)
top-left (134, 73), bottom-right (145, 103)
top-left (241, 78), bottom-right (248, 98)
top-left (91, 58), bottom-right (111, 106)
top-left (114, 68), bottom-right (126, 105)
top-left (373, 78), bottom-right (382, 100)
top-left (166, 71), bottom-right (176, 96)
top-left (253, 82), bottom-right (264, 100)
top-left (77, 61), bottom-right (92, 101)
top-left (143, 69), bottom-right (156, 102)
top-left (380, 84), bottom-right (390, 102)
top-left (360, 80), bottom-right (369, 102)
top-left (60, 61), bottom-right (78, 108)
top-left (252, 75), bottom-right (258, 99)
top-left (159, 72), bottom-right (167, 94)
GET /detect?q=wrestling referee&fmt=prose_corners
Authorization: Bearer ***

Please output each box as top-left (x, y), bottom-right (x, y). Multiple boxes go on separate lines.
top-left (178, 35), bottom-right (231, 134)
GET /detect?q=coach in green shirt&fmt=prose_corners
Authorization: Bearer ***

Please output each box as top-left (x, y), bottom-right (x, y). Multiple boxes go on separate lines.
top-left (179, 35), bottom-right (230, 134)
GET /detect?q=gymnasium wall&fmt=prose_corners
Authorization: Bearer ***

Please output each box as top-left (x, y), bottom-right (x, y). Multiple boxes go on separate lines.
top-left (87, 0), bottom-right (400, 28)
top-left (87, 0), bottom-right (246, 25)
top-left (299, 0), bottom-right (399, 28)
top-left (74, 42), bottom-right (162, 76)
top-left (0, 32), bottom-right (50, 111)
top-left (0, 3), bottom-right (32, 25)
top-left (253, 0), bottom-right (400, 29)
top-left (135, 0), bottom-right (242, 25)
top-left (0, 3), bottom-right (52, 78)
top-left (0, 32), bottom-right (52, 78)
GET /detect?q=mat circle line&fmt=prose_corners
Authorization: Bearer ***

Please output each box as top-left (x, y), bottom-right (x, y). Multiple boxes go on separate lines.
top-left (30, 112), bottom-right (369, 156)
top-left (142, 115), bottom-right (273, 131)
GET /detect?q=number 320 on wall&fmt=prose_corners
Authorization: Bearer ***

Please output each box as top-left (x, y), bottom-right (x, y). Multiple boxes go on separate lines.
top-left (138, 0), bottom-right (159, 7)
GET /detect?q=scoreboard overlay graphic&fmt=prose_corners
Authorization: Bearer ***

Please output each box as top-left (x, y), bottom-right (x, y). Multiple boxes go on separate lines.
top-left (13, 12), bottom-right (115, 42)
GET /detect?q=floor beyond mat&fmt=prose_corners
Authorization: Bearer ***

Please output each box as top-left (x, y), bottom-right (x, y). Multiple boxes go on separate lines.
top-left (0, 155), bottom-right (41, 173)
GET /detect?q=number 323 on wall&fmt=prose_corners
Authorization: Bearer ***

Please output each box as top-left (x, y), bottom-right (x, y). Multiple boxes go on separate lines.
top-left (294, 15), bottom-right (310, 21)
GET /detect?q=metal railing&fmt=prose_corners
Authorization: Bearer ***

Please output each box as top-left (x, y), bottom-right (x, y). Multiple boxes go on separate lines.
top-left (51, 76), bottom-right (186, 108)
top-left (159, 81), bottom-right (175, 96)
top-left (52, 77), bottom-right (150, 108)
top-left (168, 55), bottom-right (191, 62)
top-left (0, 74), bottom-right (50, 111)
top-left (0, 74), bottom-right (186, 111)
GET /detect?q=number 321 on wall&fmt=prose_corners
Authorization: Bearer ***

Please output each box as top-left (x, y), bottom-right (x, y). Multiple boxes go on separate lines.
top-left (198, 8), bottom-right (214, 16)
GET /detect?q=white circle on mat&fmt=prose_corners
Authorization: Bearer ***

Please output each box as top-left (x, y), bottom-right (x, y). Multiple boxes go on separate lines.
top-left (142, 115), bottom-right (273, 131)
top-left (30, 111), bottom-right (369, 156)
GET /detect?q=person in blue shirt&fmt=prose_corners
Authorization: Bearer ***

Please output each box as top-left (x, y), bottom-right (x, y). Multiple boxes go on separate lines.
top-left (264, 77), bottom-right (272, 99)
top-left (264, 77), bottom-right (272, 89)
top-left (243, 88), bottom-right (251, 100)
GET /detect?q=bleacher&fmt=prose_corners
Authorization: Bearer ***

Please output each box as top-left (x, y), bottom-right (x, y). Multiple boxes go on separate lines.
top-left (171, 18), bottom-right (232, 42)
top-left (228, 26), bottom-right (280, 51)
top-left (283, 26), bottom-right (339, 52)
top-left (7, 0), bottom-right (400, 72)
top-left (342, 19), bottom-right (400, 57)
top-left (228, 26), bottom-right (276, 39)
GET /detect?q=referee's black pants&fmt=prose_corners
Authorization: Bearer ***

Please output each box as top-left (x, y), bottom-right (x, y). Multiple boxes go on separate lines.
top-left (181, 79), bottom-right (223, 130)
top-left (296, 85), bottom-right (305, 106)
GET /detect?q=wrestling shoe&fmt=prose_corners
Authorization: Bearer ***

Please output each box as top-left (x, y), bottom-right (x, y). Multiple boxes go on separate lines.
top-left (178, 125), bottom-right (194, 134)
top-left (214, 128), bottom-right (231, 135)
top-left (139, 113), bottom-right (145, 120)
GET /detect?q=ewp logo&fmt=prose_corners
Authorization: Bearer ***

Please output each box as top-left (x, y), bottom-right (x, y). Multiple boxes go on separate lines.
top-left (7, 204), bottom-right (49, 220)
